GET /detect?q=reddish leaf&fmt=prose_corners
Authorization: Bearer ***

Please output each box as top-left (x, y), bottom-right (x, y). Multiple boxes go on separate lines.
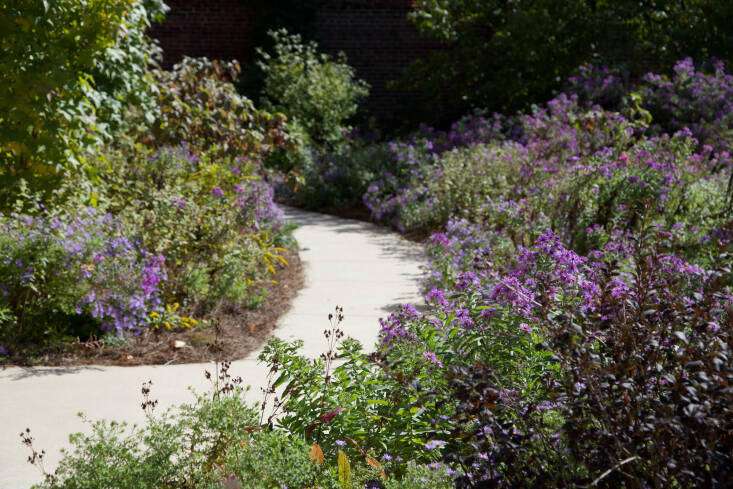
top-left (309, 443), bottom-right (324, 465)
top-left (366, 456), bottom-right (381, 470)
top-left (306, 407), bottom-right (345, 440)
top-left (319, 407), bottom-right (345, 424)
top-left (344, 436), bottom-right (368, 457)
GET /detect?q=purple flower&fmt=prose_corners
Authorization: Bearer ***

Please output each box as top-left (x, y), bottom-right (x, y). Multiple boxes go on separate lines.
top-left (424, 440), bottom-right (446, 450)
top-left (423, 350), bottom-right (443, 368)
top-left (170, 197), bottom-right (186, 210)
top-left (425, 287), bottom-right (448, 305)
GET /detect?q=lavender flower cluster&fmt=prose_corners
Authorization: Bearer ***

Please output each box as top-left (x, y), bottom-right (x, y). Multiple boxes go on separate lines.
top-left (363, 59), bottom-right (732, 235)
top-left (0, 208), bottom-right (166, 339)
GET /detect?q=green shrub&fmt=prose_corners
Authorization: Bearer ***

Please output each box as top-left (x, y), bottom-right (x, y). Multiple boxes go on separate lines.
top-left (29, 387), bottom-right (328, 489)
top-left (89, 143), bottom-right (289, 311)
top-left (258, 313), bottom-right (452, 464)
top-left (26, 377), bottom-right (452, 489)
top-left (257, 28), bottom-right (369, 172)
top-left (148, 56), bottom-right (290, 161)
top-left (287, 137), bottom-right (400, 209)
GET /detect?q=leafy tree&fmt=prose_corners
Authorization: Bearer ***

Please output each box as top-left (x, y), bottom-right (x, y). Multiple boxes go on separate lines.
top-left (403, 0), bottom-right (733, 118)
top-left (0, 0), bottom-right (167, 202)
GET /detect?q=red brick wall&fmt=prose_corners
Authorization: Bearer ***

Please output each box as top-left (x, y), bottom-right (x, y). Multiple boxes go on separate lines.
top-left (315, 1), bottom-right (442, 121)
top-left (149, 0), bottom-right (441, 122)
top-left (150, 0), bottom-right (257, 66)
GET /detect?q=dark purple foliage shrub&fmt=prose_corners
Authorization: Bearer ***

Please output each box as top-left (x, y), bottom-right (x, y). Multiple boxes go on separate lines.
top-left (388, 226), bottom-right (733, 487)
top-left (440, 227), bottom-right (732, 488)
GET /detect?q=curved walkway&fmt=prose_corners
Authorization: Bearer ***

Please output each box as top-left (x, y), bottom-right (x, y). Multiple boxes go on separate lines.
top-left (0, 207), bottom-right (424, 489)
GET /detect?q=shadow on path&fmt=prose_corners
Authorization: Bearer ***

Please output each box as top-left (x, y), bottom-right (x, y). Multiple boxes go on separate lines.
top-left (282, 206), bottom-right (426, 264)
top-left (5, 366), bottom-right (104, 381)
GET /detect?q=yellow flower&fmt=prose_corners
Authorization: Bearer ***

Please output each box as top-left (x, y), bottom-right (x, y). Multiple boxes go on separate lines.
top-left (150, 311), bottom-right (159, 318)
top-left (165, 322), bottom-right (172, 330)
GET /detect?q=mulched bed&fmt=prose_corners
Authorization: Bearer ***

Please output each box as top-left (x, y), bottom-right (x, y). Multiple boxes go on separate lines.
top-left (2, 250), bottom-right (303, 367)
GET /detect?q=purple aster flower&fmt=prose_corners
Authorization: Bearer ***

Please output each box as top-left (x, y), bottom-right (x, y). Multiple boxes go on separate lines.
top-left (423, 350), bottom-right (443, 368)
top-left (424, 440), bottom-right (446, 450)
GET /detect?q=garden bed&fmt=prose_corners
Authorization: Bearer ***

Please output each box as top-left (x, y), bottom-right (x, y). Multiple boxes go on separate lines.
top-left (1, 250), bottom-right (302, 367)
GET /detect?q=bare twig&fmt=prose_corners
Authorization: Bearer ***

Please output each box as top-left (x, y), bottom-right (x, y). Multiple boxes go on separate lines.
top-left (581, 456), bottom-right (639, 488)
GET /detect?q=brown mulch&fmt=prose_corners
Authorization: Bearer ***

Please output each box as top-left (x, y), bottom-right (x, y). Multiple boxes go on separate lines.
top-left (2, 250), bottom-right (303, 367)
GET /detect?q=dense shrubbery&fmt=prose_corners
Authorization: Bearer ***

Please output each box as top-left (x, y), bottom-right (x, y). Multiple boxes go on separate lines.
top-left (258, 29), bottom-right (369, 155)
top-left (148, 56), bottom-right (290, 160)
top-left (389, 225), bottom-right (733, 487)
top-left (91, 143), bottom-right (289, 311)
top-left (251, 58), bottom-right (732, 487)
top-left (567, 58), bottom-right (733, 165)
top-left (26, 370), bottom-right (454, 489)
top-left (0, 3), bottom-right (294, 356)
top-left (257, 29), bottom-right (371, 205)
top-left (359, 60), bottom-right (732, 240)
top-left (401, 0), bottom-right (732, 122)
top-left (0, 205), bottom-right (165, 344)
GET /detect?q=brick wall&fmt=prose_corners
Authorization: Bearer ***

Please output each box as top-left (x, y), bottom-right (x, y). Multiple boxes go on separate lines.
top-left (150, 0), bottom-right (257, 66)
top-left (149, 0), bottom-right (441, 122)
top-left (315, 1), bottom-right (442, 122)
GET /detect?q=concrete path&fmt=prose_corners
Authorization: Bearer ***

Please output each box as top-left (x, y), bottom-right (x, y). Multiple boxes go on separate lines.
top-left (0, 207), bottom-right (424, 489)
